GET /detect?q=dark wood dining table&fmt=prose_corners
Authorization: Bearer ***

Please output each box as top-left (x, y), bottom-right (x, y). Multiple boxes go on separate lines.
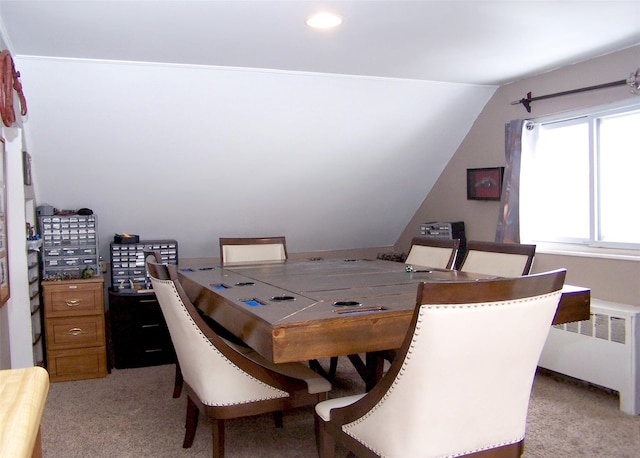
top-left (178, 258), bottom-right (590, 388)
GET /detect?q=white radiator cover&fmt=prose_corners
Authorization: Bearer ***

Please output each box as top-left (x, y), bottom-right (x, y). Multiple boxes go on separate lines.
top-left (539, 299), bottom-right (640, 415)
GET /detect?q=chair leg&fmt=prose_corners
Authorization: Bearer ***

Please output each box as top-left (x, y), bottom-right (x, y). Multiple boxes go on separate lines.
top-left (273, 411), bottom-right (283, 428)
top-left (212, 418), bottom-right (225, 458)
top-left (317, 418), bottom-right (336, 458)
top-left (314, 414), bottom-right (321, 455)
top-left (173, 362), bottom-right (183, 398)
top-left (183, 396), bottom-right (199, 448)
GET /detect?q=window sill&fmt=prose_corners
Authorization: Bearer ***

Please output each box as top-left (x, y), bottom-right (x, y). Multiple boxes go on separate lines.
top-left (534, 242), bottom-right (640, 262)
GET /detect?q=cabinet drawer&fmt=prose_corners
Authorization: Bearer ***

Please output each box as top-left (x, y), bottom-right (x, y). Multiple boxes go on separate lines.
top-left (45, 315), bottom-right (105, 350)
top-left (42, 277), bottom-right (106, 382)
top-left (44, 284), bottom-right (103, 316)
top-left (109, 291), bottom-right (175, 368)
top-left (47, 347), bottom-right (107, 382)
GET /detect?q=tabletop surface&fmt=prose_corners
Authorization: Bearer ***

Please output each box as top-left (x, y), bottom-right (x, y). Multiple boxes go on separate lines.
top-left (178, 258), bottom-right (590, 364)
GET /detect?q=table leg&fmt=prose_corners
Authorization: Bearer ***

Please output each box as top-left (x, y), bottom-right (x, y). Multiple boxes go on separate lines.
top-left (348, 352), bottom-right (386, 391)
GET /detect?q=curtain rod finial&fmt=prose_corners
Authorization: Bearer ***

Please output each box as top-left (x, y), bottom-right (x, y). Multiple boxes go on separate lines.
top-left (510, 92), bottom-right (532, 113)
top-left (627, 68), bottom-right (640, 95)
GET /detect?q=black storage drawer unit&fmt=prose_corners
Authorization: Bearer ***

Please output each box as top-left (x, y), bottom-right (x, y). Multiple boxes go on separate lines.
top-left (109, 290), bottom-right (175, 368)
top-left (110, 239), bottom-right (178, 291)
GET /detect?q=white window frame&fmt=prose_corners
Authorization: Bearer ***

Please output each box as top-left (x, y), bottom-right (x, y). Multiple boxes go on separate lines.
top-left (521, 98), bottom-right (640, 260)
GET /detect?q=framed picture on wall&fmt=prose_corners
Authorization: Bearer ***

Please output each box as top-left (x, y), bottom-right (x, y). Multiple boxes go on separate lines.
top-left (0, 138), bottom-right (9, 306)
top-left (466, 167), bottom-right (504, 201)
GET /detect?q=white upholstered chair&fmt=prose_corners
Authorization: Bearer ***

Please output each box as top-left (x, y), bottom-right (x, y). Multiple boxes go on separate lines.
top-left (219, 236), bottom-right (287, 265)
top-left (146, 255), bottom-right (331, 458)
top-left (405, 237), bottom-right (460, 269)
top-left (141, 250), bottom-right (185, 399)
top-left (315, 269), bottom-right (566, 458)
top-left (356, 237), bottom-right (461, 370)
top-left (459, 240), bottom-right (536, 277)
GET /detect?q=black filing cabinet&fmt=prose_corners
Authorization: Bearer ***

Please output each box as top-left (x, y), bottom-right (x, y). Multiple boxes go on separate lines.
top-left (109, 290), bottom-right (175, 368)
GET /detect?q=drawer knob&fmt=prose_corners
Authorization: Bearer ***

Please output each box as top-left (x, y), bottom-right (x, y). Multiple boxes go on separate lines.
top-left (65, 299), bottom-right (81, 307)
top-left (67, 327), bottom-right (86, 336)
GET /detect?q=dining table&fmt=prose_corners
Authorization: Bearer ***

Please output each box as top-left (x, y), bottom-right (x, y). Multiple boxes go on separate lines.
top-left (178, 257), bottom-right (590, 389)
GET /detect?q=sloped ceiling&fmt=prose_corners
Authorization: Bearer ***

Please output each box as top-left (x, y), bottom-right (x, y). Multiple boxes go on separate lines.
top-left (2, 1), bottom-right (640, 85)
top-left (1, 1), bottom-right (639, 258)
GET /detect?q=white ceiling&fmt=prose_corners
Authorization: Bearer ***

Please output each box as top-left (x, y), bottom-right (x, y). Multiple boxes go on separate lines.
top-left (1, 0), bottom-right (639, 85)
top-left (1, 1), bottom-right (639, 258)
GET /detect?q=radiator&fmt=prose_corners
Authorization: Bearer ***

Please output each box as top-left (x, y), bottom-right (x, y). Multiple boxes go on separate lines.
top-left (538, 298), bottom-right (640, 415)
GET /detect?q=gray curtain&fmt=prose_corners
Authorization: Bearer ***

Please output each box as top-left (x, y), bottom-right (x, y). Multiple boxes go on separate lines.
top-left (495, 119), bottom-right (526, 243)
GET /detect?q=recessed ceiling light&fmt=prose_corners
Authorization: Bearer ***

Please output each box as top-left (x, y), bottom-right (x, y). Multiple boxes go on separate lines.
top-left (306, 12), bottom-right (343, 29)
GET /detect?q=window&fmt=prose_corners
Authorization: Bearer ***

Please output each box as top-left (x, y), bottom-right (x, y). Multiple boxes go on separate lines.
top-left (520, 101), bottom-right (640, 250)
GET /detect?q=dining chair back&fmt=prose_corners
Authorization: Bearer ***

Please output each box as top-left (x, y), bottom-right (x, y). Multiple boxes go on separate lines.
top-left (219, 236), bottom-right (287, 265)
top-left (460, 240), bottom-right (536, 277)
top-left (404, 237), bottom-right (460, 269)
top-left (142, 250), bottom-right (184, 398)
top-left (146, 254), bottom-right (331, 457)
top-left (315, 269), bottom-right (566, 458)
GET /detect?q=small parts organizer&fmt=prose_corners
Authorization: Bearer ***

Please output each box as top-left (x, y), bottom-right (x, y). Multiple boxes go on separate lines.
top-left (38, 213), bottom-right (99, 280)
top-left (110, 239), bottom-right (178, 291)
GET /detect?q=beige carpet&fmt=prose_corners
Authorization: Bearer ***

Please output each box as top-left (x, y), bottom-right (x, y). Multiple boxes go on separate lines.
top-left (41, 361), bottom-right (640, 457)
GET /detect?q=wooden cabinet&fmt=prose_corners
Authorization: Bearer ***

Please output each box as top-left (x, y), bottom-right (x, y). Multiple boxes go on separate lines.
top-left (109, 290), bottom-right (175, 368)
top-left (42, 276), bottom-right (107, 382)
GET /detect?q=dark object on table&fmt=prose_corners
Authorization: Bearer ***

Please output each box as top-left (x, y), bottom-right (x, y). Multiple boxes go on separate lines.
top-left (114, 233), bottom-right (139, 244)
top-left (376, 252), bottom-right (406, 262)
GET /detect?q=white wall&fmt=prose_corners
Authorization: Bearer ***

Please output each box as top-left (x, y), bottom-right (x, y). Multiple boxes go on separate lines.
top-left (4, 127), bottom-right (33, 367)
top-left (17, 57), bottom-right (495, 260)
top-left (0, 123), bottom-right (33, 369)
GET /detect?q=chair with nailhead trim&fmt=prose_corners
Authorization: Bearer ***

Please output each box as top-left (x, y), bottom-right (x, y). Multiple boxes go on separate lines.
top-left (315, 269), bottom-right (566, 458)
top-left (146, 254), bottom-right (331, 457)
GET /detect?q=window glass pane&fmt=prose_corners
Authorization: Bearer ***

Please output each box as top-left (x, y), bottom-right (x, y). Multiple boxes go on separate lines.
top-left (521, 121), bottom-right (590, 242)
top-left (598, 111), bottom-right (640, 244)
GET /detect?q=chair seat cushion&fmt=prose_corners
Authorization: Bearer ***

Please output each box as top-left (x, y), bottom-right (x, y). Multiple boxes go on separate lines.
top-left (315, 394), bottom-right (365, 421)
top-left (224, 338), bottom-right (331, 395)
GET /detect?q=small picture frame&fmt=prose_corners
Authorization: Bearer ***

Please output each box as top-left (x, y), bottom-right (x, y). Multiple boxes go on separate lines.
top-left (467, 167), bottom-right (504, 201)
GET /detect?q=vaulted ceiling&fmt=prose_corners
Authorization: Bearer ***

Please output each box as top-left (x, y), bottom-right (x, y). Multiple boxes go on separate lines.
top-left (1, 1), bottom-right (638, 258)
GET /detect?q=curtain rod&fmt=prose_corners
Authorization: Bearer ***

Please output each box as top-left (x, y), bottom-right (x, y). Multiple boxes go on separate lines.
top-left (511, 68), bottom-right (640, 113)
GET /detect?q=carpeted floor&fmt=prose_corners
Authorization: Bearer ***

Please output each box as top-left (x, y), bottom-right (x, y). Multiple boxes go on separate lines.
top-left (41, 361), bottom-right (640, 457)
